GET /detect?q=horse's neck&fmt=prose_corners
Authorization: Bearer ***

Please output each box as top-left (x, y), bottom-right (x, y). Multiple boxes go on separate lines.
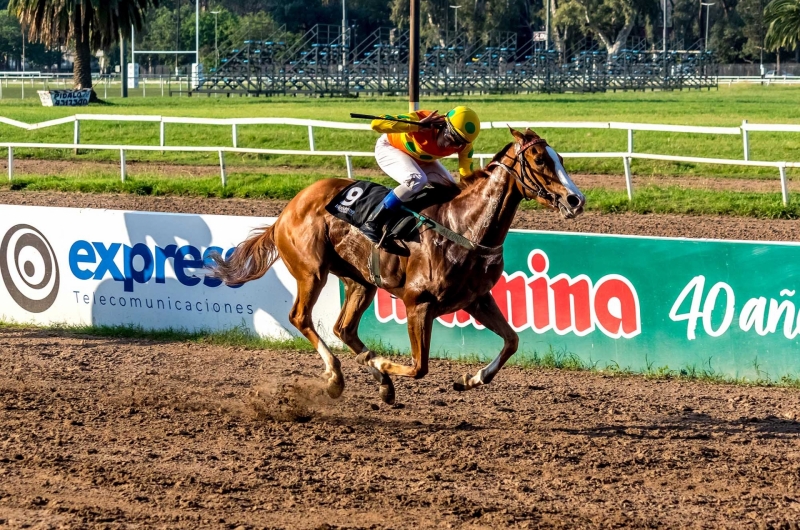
top-left (442, 167), bottom-right (521, 248)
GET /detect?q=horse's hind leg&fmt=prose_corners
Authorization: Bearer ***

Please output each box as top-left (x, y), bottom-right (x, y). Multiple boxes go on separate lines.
top-left (333, 278), bottom-right (377, 360)
top-left (289, 273), bottom-right (345, 399)
top-left (366, 301), bottom-right (435, 405)
top-left (453, 293), bottom-right (519, 391)
top-left (333, 279), bottom-right (398, 402)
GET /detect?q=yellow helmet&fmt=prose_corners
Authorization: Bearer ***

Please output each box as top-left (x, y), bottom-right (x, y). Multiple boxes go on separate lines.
top-left (445, 106), bottom-right (480, 144)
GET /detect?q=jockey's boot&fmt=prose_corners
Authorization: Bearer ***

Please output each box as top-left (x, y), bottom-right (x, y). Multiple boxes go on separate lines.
top-left (361, 190), bottom-right (402, 245)
top-left (360, 203), bottom-right (393, 245)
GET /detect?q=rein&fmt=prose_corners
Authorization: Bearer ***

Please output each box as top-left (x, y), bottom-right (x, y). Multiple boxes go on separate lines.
top-left (401, 206), bottom-right (503, 254)
top-left (414, 140), bottom-right (552, 255)
top-left (487, 138), bottom-right (556, 203)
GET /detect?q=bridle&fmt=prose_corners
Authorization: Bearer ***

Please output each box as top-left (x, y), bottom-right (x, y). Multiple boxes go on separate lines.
top-left (487, 138), bottom-right (556, 203)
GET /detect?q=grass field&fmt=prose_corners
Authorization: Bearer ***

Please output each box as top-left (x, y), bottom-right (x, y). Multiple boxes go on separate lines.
top-left (0, 84), bottom-right (798, 177)
top-left (2, 84), bottom-right (800, 217)
top-left (7, 171), bottom-right (800, 218)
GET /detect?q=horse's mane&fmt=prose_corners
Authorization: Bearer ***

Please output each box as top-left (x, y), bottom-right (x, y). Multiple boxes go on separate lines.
top-left (456, 142), bottom-right (514, 191)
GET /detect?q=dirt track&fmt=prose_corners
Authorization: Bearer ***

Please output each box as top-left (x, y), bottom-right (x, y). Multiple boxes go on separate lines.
top-left (2, 326), bottom-right (800, 529)
top-left (3, 191), bottom-right (800, 528)
top-left (4, 189), bottom-right (800, 242)
top-left (2, 158), bottom-right (798, 194)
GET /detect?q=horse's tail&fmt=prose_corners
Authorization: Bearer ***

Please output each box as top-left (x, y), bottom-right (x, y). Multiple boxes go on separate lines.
top-left (208, 224), bottom-right (279, 286)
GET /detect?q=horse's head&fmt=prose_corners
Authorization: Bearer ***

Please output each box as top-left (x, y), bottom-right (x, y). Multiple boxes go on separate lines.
top-left (493, 128), bottom-right (585, 219)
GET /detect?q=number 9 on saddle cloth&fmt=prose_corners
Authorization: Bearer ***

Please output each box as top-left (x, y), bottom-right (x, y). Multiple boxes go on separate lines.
top-left (325, 181), bottom-right (458, 250)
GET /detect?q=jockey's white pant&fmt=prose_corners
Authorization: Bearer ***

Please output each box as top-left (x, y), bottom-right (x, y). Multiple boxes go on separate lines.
top-left (374, 134), bottom-right (456, 202)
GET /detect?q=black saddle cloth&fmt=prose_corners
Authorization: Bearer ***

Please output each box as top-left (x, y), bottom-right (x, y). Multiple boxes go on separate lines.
top-left (325, 180), bottom-right (459, 243)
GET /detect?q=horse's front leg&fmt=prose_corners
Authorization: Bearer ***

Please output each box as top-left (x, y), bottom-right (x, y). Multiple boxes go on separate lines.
top-left (454, 294), bottom-right (519, 391)
top-left (361, 301), bottom-right (434, 405)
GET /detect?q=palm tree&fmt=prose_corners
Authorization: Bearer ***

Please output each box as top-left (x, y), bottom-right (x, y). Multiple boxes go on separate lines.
top-left (8, 0), bottom-right (159, 100)
top-left (764, 0), bottom-right (800, 51)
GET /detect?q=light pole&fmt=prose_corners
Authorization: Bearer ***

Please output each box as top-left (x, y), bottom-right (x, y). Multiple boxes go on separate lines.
top-left (211, 10), bottom-right (220, 71)
top-left (701, 2), bottom-right (715, 50)
top-left (342, 0), bottom-right (347, 49)
top-left (341, 0), bottom-right (347, 90)
top-left (409, 0), bottom-right (419, 111)
top-left (662, 0), bottom-right (667, 54)
top-left (195, 0), bottom-right (199, 68)
top-left (450, 5), bottom-right (461, 35)
top-left (545, 0), bottom-right (551, 50)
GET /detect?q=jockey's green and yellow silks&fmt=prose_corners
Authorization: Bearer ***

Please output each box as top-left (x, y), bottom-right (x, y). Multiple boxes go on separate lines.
top-left (371, 109), bottom-right (477, 176)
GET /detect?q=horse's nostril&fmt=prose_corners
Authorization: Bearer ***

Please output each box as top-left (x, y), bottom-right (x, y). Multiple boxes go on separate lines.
top-left (566, 194), bottom-right (583, 208)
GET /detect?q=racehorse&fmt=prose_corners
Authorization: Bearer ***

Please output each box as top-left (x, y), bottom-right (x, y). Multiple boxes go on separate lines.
top-left (209, 128), bottom-right (585, 404)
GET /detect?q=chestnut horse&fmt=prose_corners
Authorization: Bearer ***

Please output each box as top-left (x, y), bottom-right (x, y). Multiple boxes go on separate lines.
top-left (210, 128), bottom-right (585, 404)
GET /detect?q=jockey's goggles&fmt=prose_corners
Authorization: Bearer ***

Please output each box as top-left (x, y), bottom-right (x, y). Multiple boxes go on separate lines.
top-left (441, 120), bottom-right (469, 147)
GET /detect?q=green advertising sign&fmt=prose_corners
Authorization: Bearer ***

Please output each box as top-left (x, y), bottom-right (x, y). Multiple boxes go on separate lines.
top-left (357, 230), bottom-right (800, 381)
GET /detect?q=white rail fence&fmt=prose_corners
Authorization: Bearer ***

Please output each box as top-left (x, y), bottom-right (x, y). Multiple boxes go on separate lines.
top-left (718, 76), bottom-right (800, 86)
top-left (1, 114), bottom-right (799, 204)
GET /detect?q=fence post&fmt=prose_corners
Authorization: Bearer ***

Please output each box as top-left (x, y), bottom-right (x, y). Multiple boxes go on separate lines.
top-left (219, 150), bottom-right (227, 187)
top-left (308, 125), bottom-right (315, 151)
top-left (120, 149), bottom-right (126, 182)
top-left (232, 123), bottom-right (238, 148)
top-left (479, 156), bottom-right (485, 168)
top-left (159, 119), bottom-right (165, 149)
top-left (73, 119), bottom-right (80, 155)
top-left (780, 165), bottom-right (789, 206)
top-left (627, 128), bottom-right (634, 154)
top-left (742, 119), bottom-right (749, 161)
top-left (7, 147), bottom-right (12, 181)
top-left (345, 155), bottom-right (353, 179)
top-left (623, 156), bottom-right (633, 200)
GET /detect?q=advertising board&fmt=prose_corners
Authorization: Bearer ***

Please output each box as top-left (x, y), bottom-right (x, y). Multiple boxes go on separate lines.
top-left (37, 89), bottom-right (92, 107)
top-left (358, 230), bottom-right (800, 381)
top-left (0, 206), bottom-right (340, 342)
top-left (4, 204), bottom-right (800, 382)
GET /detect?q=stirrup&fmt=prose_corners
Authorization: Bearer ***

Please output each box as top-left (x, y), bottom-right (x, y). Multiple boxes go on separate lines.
top-left (369, 244), bottom-right (382, 287)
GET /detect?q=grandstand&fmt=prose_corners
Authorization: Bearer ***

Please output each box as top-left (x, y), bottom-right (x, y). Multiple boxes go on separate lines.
top-left (192, 25), bottom-right (718, 97)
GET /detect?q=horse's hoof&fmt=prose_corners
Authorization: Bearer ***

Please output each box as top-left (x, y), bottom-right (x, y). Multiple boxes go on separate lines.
top-left (367, 365), bottom-right (396, 405)
top-left (324, 371), bottom-right (345, 399)
top-left (453, 373), bottom-right (471, 392)
top-left (379, 380), bottom-right (396, 405)
top-left (355, 351), bottom-right (374, 366)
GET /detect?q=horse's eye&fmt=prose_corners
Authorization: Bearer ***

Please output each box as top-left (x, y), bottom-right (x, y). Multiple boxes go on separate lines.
top-left (534, 156), bottom-right (544, 166)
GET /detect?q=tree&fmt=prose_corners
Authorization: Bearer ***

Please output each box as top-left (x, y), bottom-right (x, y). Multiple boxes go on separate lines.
top-left (764, 0), bottom-right (800, 51)
top-left (8, 0), bottom-right (159, 99)
top-left (554, 0), bottom-right (659, 55)
top-left (738, 0), bottom-right (767, 61)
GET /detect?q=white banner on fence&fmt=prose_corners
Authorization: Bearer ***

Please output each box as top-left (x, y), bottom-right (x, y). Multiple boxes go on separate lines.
top-left (0, 206), bottom-right (341, 342)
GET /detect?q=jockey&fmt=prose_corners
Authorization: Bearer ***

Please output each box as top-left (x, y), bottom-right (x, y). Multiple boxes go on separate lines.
top-left (361, 106), bottom-right (481, 244)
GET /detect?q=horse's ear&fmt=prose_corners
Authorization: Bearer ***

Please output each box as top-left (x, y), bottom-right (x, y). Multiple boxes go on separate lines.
top-left (508, 126), bottom-right (526, 143)
top-left (525, 127), bottom-right (539, 138)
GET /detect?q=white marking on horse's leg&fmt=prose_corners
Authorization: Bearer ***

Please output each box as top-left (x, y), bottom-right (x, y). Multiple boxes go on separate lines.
top-left (466, 354), bottom-right (505, 389)
top-left (317, 339), bottom-right (344, 398)
top-left (316, 339), bottom-right (336, 370)
top-left (368, 356), bottom-right (393, 373)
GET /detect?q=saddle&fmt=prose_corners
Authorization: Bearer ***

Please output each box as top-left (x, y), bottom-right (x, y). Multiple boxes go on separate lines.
top-left (325, 181), bottom-right (461, 252)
